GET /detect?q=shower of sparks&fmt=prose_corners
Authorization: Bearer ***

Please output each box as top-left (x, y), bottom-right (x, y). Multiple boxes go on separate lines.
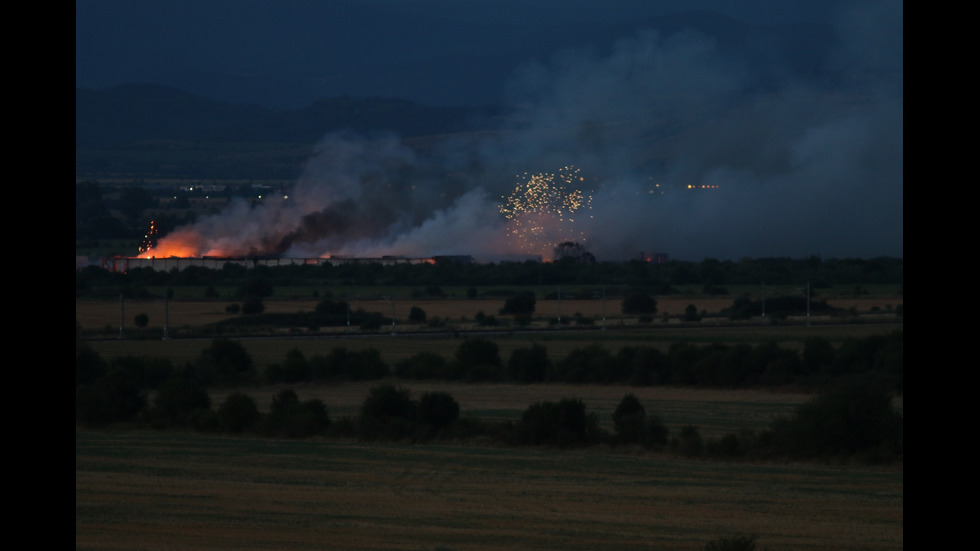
top-left (138, 220), bottom-right (158, 255)
top-left (499, 165), bottom-right (593, 256)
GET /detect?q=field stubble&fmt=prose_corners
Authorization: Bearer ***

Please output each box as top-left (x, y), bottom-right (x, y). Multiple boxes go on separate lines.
top-left (76, 430), bottom-right (903, 551)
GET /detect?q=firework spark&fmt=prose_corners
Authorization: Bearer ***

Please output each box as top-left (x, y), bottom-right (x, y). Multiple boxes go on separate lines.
top-left (499, 166), bottom-right (593, 257)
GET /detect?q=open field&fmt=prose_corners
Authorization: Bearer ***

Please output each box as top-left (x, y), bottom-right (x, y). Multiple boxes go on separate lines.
top-left (76, 429), bottom-right (903, 551)
top-left (76, 294), bottom-right (904, 335)
top-left (77, 293), bottom-right (903, 550)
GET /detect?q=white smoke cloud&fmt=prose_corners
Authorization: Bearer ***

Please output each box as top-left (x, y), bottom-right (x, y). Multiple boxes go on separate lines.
top-left (153, 1), bottom-right (901, 261)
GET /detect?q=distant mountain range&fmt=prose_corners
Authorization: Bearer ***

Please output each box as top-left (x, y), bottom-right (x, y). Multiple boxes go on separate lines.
top-left (75, 84), bottom-right (501, 180)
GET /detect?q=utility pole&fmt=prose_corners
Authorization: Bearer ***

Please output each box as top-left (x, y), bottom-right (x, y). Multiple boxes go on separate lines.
top-left (602, 286), bottom-right (607, 330)
top-left (806, 281), bottom-right (811, 326)
top-left (384, 295), bottom-right (396, 335)
top-left (162, 292), bottom-right (171, 340)
top-left (761, 282), bottom-right (766, 319)
top-left (556, 286), bottom-right (561, 328)
top-left (118, 293), bottom-right (126, 339)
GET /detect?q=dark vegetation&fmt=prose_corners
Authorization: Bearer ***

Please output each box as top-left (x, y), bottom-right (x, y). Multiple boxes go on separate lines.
top-left (76, 329), bottom-right (903, 464)
top-left (76, 254), bottom-right (902, 302)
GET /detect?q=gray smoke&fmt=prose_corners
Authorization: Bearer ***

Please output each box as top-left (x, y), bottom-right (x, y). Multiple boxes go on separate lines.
top-left (156, 1), bottom-right (902, 261)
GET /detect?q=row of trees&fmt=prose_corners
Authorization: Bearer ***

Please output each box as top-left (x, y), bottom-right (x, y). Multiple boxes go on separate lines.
top-left (77, 367), bottom-right (903, 464)
top-left (77, 329), bottom-right (903, 397)
top-left (249, 332), bottom-right (903, 391)
top-left (76, 255), bottom-right (903, 296)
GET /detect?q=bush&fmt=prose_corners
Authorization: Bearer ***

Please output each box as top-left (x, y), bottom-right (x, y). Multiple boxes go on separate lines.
top-left (621, 289), bottom-right (657, 315)
top-left (238, 274), bottom-right (273, 299)
top-left (612, 394), bottom-right (646, 444)
top-left (266, 348), bottom-right (311, 384)
top-left (217, 392), bottom-right (261, 433)
top-left (75, 368), bottom-right (147, 427)
top-left (416, 391), bottom-right (460, 438)
top-left (682, 304), bottom-right (701, 322)
top-left (395, 351), bottom-right (451, 380)
top-left (151, 377), bottom-right (212, 427)
top-left (453, 338), bottom-right (502, 381)
top-left (766, 380), bottom-right (902, 462)
top-left (501, 291), bottom-right (536, 315)
top-left (134, 313), bottom-right (149, 328)
top-left (241, 296), bottom-right (265, 315)
top-left (267, 388), bottom-right (331, 438)
top-left (196, 338), bottom-right (255, 386)
top-left (703, 533), bottom-right (759, 551)
top-left (507, 343), bottom-right (550, 383)
top-left (517, 398), bottom-right (602, 448)
top-left (408, 306), bottom-right (427, 323)
top-left (358, 384), bottom-right (418, 440)
top-left (674, 425), bottom-right (704, 457)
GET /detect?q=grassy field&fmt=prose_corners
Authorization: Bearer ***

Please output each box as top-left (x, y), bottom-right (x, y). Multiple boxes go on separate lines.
top-left (76, 429), bottom-right (903, 551)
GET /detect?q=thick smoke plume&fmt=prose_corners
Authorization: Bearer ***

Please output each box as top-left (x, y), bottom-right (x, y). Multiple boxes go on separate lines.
top-left (150, 1), bottom-right (902, 261)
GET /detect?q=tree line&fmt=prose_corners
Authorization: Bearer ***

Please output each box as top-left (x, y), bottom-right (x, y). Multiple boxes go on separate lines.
top-left (77, 330), bottom-right (902, 463)
top-left (76, 255), bottom-right (903, 298)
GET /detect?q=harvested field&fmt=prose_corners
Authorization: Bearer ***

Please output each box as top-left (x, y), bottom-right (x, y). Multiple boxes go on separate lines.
top-left (76, 430), bottom-right (903, 551)
top-left (75, 296), bottom-right (902, 334)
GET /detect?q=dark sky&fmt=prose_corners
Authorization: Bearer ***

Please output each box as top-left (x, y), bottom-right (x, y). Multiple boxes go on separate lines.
top-left (77, 0), bottom-right (902, 261)
top-left (76, 0), bottom-right (857, 108)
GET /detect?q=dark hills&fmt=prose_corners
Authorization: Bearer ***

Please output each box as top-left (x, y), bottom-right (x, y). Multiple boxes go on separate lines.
top-left (75, 84), bottom-right (501, 180)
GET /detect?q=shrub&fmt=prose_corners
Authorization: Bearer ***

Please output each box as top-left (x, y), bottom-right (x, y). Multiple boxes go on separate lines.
top-left (766, 380), bottom-right (903, 462)
top-left (237, 274), bottom-right (273, 299)
top-left (76, 368), bottom-right (146, 427)
top-left (151, 377), bottom-right (212, 427)
top-left (134, 313), bottom-right (149, 328)
top-left (241, 296), bottom-right (265, 315)
top-left (642, 414), bottom-right (670, 448)
top-left (507, 343), bottom-right (550, 383)
top-left (416, 391), bottom-right (460, 438)
top-left (266, 348), bottom-right (311, 383)
top-left (674, 425), bottom-right (704, 457)
top-left (621, 289), bottom-right (657, 314)
top-left (267, 388), bottom-right (331, 438)
top-left (395, 351), bottom-right (451, 380)
top-left (358, 384), bottom-right (417, 440)
top-left (217, 392), bottom-right (261, 433)
top-left (682, 304), bottom-right (701, 322)
top-left (703, 533), bottom-right (759, 551)
top-left (453, 338), bottom-right (502, 381)
top-left (554, 344), bottom-right (618, 383)
top-left (408, 306), bottom-right (427, 323)
top-left (517, 398), bottom-right (602, 448)
top-left (612, 394), bottom-right (646, 444)
top-left (196, 338), bottom-right (255, 386)
top-left (310, 347), bottom-right (388, 381)
top-left (501, 291), bottom-right (536, 315)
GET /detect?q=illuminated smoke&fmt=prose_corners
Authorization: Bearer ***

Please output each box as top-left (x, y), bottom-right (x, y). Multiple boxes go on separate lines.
top-left (145, 133), bottom-right (511, 260)
top-left (144, 2), bottom-right (901, 262)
